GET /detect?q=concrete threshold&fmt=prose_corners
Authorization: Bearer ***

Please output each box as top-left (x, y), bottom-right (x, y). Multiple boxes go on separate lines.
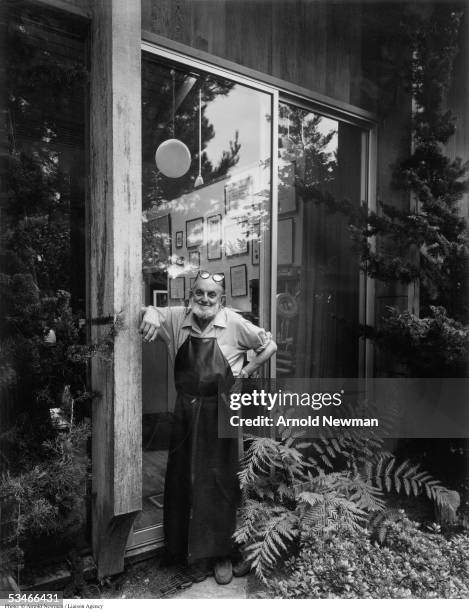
top-left (172, 576), bottom-right (248, 599)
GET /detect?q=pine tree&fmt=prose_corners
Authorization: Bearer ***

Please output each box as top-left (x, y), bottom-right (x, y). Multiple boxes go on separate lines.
top-left (359, 5), bottom-right (469, 376)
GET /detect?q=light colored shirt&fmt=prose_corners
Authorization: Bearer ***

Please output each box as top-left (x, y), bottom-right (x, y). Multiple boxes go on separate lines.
top-left (149, 306), bottom-right (271, 377)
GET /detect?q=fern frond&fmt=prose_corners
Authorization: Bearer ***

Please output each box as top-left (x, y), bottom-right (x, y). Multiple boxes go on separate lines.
top-left (233, 499), bottom-right (269, 545)
top-left (244, 508), bottom-right (298, 582)
top-left (239, 435), bottom-right (307, 489)
top-left (369, 507), bottom-right (403, 543)
top-left (347, 477), bottom-right (386, 512)
top-left (367, 456), bottom-right (459, 511)
top-left (299, 489), bottom-right (368, 537)
top-left (238, 436), bottom-right (283, 487)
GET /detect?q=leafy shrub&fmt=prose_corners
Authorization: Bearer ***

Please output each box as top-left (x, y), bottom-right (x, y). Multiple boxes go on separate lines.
top-left (234, 432), bottom-right (458, 581)
top-left (0, 422), bottom-right (90, 580)
top-left (376, 306), bottom-right (469, 376)
top-left (267, 512), bottom-right (469, 598)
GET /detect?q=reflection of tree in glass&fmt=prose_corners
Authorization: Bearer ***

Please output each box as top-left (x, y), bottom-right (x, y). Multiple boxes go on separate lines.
top-left (0, 9), bottom-right (94, 560)
top-left (4, 11), bottom-right (86, 299)
top-left (279, 105), bottom-right (337, 189)
top-left (142, 218), bottom-right (171, 271)
top-left (142, 63), bottom-right (241, 209)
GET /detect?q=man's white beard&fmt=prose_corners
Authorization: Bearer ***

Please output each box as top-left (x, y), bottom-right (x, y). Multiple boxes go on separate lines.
top-left (191, 301), bottom-right (221, 320)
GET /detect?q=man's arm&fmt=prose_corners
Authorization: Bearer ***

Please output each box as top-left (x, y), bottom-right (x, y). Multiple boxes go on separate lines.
top-left (139, 305), bottom-right (165, 342)
top-left (240, 339), bottom-right (277, 378)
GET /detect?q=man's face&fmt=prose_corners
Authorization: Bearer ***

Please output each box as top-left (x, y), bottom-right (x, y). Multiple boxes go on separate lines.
top-left (190, 277), bottom-right (223, 320)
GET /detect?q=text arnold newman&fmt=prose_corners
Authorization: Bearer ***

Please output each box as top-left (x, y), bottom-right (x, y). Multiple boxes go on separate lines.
top-left (229, 415), bottom-right (379, 427)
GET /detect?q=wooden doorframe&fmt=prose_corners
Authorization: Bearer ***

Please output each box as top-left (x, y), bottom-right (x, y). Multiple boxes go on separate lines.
top-left (88, 0), bottom-right (142, 579)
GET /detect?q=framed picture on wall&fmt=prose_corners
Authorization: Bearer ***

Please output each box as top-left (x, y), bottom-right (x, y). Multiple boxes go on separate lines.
top-left (225, 218), bottom-right (249, 257)
top-left (175, 231), bottom-right (183, 249)
top-left (189, 277), bottom-right (197, 290)
top-left (169, 276), bottom-right (185, 300)
top-left (278, 217), bottom-right (294, 265)
top-left (189, 251), bottom-right (200, 269)
top-left (230, 264), bottom-right (248, 297)
top-left (152, 290), bottom-right (168, 307)
top-left (251, 221), bottom-right (260, 265)
top-left (207, 214), bottom-right (222, 260)
top-left (186, 217), bottom-right (204, 248)
top-left (225, 176), bottom-right (252, 215)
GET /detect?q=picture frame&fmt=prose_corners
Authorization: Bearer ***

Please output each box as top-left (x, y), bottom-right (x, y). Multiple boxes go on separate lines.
top-left (278, 217), bottom-right (294, 265)
top-left (152, 290), bottom-right (168, 308)
top-left (225, 218), bottom-right (249, 257)
top-left (175, 231), bottom-right (183, 249)
top-left (186, 217), bottom-right (204, 248)
top-left (189, 250), bottom-right (200, 270)
top-left (230, 264), bottom-right (248, 297)
top-left (207, 214), bottom-right (222, 260)
top-left (251, 221), bottom-right (260, 265)
top-left (169, 276), bottom-right (185, 300)
top-left (189, 277), bottom-right (197, 290)
top-left (225, 176), bottom-right (252, 215)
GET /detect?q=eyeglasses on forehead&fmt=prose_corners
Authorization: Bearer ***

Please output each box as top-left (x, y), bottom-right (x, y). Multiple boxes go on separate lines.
top-left (196, 271), bottom-right (225, 284)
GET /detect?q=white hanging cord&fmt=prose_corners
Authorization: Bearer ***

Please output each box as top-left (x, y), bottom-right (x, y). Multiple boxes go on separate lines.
top-left (194, 86), bottom-right (204, 187)
top-left (170, 69), bottom-right (175, 137)
top-left (198, 88), bottom-right (202, 176)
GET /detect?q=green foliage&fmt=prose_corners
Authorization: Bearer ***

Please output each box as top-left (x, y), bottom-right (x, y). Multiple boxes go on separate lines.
top-left (0, 8), bottom-right (104, 580)
top-left (362, 6), bottom-right (469, 350)
top-left (234, 431), bottom-right (458, 582)
top-left (296, 5), bottom-right (469, 375)
top-left (0, 422), bottom-right (90, 578)
top-left (267, 512), bottom-right (469, 598)
top-left (0, 278), bottom-right (114, 576)
top-left (372, 305), bottom-right (469, 376)
top-left (1, 423), bottom-right (90, 537)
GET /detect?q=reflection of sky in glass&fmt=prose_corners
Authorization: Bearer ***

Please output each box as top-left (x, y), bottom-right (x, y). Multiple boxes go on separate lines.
top-left (280, 103), bottom-right (338, 161)
top-left (204, 85), bottom-right (268, 173)
top-left (316, 116), bottom-right (338, 156)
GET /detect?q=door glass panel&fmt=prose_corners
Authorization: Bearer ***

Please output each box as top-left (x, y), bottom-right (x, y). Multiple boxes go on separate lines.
top-left (276, 103), bottom-right (365, 378)
top-left (133, 52), bottom-right (272, 540)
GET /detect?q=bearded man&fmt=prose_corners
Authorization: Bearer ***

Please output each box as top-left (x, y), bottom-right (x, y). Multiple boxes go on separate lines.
top-left (140, 271), bottom-right (276, 584)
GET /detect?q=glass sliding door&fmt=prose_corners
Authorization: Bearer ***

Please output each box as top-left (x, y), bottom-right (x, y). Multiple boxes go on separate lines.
top-left (275, 102), bottom-right (367, 379)
top-left (128, 50), bottom-right (273, 550)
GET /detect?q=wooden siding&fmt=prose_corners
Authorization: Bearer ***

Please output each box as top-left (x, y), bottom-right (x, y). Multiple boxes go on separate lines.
top-left (29, 0), bottom-right (91, 18)
top-left (142, 0), bottom-right (365, 109)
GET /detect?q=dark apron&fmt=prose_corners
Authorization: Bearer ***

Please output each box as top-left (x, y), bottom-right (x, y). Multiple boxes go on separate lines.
top-left (163, 333), bottom-right (239, 563)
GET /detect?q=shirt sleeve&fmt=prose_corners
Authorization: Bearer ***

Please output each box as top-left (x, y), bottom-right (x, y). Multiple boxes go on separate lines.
top-left (235, 316), bottom-right (272, 354)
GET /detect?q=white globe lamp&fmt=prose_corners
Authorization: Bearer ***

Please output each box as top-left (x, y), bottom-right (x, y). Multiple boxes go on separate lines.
top-left (155, 138), bottom-right (191, 178)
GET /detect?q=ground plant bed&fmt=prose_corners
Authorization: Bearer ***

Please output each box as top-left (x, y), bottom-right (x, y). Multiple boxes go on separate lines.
top-left (263, 512), bottom-right (469, 599)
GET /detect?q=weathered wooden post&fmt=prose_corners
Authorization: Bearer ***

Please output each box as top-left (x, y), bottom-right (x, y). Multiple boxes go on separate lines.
top-left (89, 0), bottom-right (142, 578)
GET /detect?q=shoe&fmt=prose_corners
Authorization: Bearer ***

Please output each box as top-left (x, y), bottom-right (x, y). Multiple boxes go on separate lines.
top-left (232, 556), bottom-right (251, 577)
top-left (214, 557), bottom-right (233, 585)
